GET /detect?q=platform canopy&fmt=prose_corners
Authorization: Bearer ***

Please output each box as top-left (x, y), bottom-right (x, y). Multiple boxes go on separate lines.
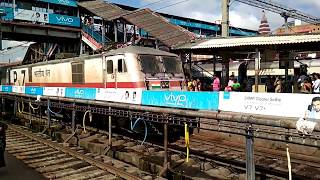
top-left (78, 0), bottom-right (195, 48)
top-left (173, 34), bottom-right (320, 55)
top-left (122, 9), bottom-right (195, 48)
top-left (78, 0), bottom-right (128, 21)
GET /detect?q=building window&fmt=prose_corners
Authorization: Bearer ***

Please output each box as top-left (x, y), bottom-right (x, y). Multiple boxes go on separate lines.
top-left (72, 62), bottom-right (84, 84)
top-left (117, 59), bottom-right (127, 73)
top-left (107, 60), bottom-right (113, 74)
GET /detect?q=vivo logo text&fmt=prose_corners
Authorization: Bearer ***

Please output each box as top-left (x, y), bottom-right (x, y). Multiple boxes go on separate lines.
top-left (58, 0), bottom-right (70, 4)
top-left (56, 16), bottom-right (74, 24)
top-left (164, 93), bottom-right (187, 106)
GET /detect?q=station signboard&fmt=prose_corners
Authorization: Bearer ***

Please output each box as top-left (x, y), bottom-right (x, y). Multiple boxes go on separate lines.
top-left (25, 86), bottom-right (44, 96)
top-left (141, 91), bottom-right (219, 110)
top-left (96, 88), bottom-right (142, 104)
top-left (65, 88), bottom-right (96, 100)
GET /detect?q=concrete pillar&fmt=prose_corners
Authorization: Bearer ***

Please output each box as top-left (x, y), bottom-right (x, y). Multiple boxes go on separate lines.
top-left (102, 20), bottom-right (106, 44)
top-left (123, 21), bottom-right (127, 43)
top-left (114, 21), bottom-right (118, 42)
top-left (221, 54), bottom-right (229, 90)
top-left (254, 48), bottom-right (260, 92)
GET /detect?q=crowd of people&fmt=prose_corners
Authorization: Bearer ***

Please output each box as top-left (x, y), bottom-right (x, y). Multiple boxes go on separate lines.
top-left (185, 73), bottom-right (320, 93)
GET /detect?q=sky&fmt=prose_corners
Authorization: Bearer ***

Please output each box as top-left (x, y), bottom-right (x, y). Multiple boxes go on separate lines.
top-left (108, 0), bottom-right (320, 30)
top-left (1, 0), bottom-right (320, 62)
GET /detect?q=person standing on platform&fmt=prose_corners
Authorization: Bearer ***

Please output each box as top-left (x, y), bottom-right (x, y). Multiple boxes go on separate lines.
top-left (196, 79), bottom-right (201, 91)
top-left (313, 74), bottom-right (320, 94)
top-left (212, 74), bottom-right (220, 91)
top-left (232, 79), bottom-right (241, 92)
top-left (274, 76), bottom-right (282, 93)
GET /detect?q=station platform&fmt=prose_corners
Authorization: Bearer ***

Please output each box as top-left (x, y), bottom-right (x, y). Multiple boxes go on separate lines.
top-left (0, 151), bottom-right (44, 180)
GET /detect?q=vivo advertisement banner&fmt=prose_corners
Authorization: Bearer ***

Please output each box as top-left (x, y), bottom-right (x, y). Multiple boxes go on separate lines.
top-left (142, 91), bottom-right (219, 110)
top-left (65, 88), bottom-right (96, 100)
top-left (96, 88), bottom-right (142, 104)
top-left (25, 87), bottom-right (44, 96)
top-left (49, 14), bottom-right (80, 27)
top-left (44, 87), bottom-right (66, 97)
top-left (219, 92), bottom-right (320, 118)
top-left (0, 7), bottom-right (14, 21)
top-left (2, 86), bottom-right (12, 93)
top-left (12, 86), bottom-right (25, 94)
top-left (37, 0), bottom-right (77, 7)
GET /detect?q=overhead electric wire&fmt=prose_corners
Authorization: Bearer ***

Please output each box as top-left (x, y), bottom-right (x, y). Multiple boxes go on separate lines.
top-left (139, 0), bottom-right (174, 8)
top-left (154, 0), bottom-right (191, 11)
top-left (234, 0), bottom-right (320, 24)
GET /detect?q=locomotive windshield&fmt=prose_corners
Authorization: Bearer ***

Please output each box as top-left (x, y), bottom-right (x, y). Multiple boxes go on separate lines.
top-left (139, 55), bottom-right (182, 74)
top-left (162, 56), bottom-right (183, 74)
top-left (140, 55), bottom-right (163, 73)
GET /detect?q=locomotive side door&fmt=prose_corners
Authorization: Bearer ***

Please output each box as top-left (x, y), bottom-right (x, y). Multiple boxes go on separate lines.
top-left (105, 55), bottom-right (126, 88)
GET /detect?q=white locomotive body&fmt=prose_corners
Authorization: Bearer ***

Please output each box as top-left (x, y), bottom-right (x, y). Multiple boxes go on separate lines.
top-left (9, 46), bottom-right (185, 90)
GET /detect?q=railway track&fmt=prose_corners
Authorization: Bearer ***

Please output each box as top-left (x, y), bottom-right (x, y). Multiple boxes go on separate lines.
top-left (5, 124), bottom-right (154, 180)
top-left (171, 133), bottom-right (320, 179)
top-left (10, 113), bottom-right (320, 179)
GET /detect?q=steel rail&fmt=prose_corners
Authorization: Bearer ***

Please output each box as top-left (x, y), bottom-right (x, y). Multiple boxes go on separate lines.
top-left (7, 123), bottom-right (142, 180)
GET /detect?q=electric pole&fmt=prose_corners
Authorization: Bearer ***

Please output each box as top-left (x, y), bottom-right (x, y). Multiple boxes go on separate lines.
top-left (220, 0), bottom-right (230, 90)
top-left (222, 0), bottom-right (230, 37)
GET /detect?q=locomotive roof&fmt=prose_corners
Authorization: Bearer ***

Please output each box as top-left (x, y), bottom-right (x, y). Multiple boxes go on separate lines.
top-left (104, 46), bottom-right (178, 57)
top-left (10, 46), bottom-right (178, 69)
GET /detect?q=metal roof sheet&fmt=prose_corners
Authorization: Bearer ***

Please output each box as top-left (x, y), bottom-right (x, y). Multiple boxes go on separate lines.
top-left (104, 46), bottom-right (178, 57)
top-left (174, 34), bottom-right (320, 50)
top-left (78, 0), bottom-right (128, 21)
top-left (122, 9), bottom-right (195, 48)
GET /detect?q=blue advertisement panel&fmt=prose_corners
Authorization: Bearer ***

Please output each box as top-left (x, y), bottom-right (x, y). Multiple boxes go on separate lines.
top-left (2, 86), bottom-right (12, 93)
top-left (37, 0), bottom-right (77, 7)
top-left (168, 18), bottom-right (220, 31)
top-left (49, 14), bottom-right (80, 27)
top-left (0, 7), bottom-right (14, 21)
top-left (65, 88), bottom-right (96, 100)
top-left (141, 91), bottom-right (219, 110)
top-left (25, 87), bottom-right (44, 95)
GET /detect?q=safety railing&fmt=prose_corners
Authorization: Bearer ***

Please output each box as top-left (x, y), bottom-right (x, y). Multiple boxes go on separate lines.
top-left (82, 24), bottom-right (112, 46)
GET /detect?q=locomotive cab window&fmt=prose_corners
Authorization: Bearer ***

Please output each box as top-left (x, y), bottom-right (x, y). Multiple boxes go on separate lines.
top-left (72, 62), bottom-right (84, 84)
top-left (107, 60), bottom-right (113, 74)
top-left (118, 59), bottom-right (127, 73)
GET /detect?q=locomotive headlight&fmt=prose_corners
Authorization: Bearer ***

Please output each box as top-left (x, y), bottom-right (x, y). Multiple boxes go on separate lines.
top-left (160, 81), bottom-right (169, 89)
